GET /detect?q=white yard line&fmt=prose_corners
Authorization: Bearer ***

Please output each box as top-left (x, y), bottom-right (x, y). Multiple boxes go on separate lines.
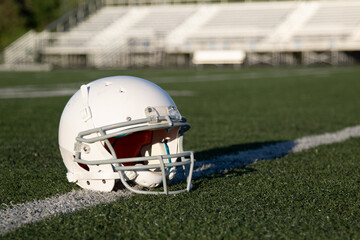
top-left (0, 67), bottom-right (342, 99)
top-left (0, 67), bottom-right (339, 99)
top-left (0, 89), bottom-right (77, 99)
top-left (1, 124), bottom-right (360, 234)
top-left (0, 190), bottom-right (132, 234)
top-left (152, 68), bottom-right (332, 83)
top-left (0, 86), bottom-right (77, 99)
top-left (192, 125), bottom-right (360, 179)
top-left (0, 86), bottom-right (194, 99)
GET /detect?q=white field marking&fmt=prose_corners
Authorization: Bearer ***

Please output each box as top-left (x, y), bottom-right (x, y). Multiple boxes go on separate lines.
top-left (0, 88), bottom-right (77, 99)
top-left (152, 68), bottom-right (334, 84)
top-left (167, 90), bottom-right (194, 96)
top-left (0, 66), bottom-right (344, 99)
top-left (0, 85), bottom-right (78, 99)
top-left (1, 124), bottom-right (360, 234)
top-left (0, 85), bottom-right (194, 99)
top-left (0, 190), bottom-right (132, 234)
top-left (192, 125), bottom-right (360, 179)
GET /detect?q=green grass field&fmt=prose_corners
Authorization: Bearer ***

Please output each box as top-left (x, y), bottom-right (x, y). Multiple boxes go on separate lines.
top-left (1, 66), bottom-right (360, 239)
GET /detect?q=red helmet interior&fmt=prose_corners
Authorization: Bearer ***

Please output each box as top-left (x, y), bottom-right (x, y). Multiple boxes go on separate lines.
top-left (106, 131), bottom-right (153, 166)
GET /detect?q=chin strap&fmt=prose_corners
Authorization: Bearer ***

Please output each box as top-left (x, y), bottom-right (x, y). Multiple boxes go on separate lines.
top-left (125, 168), bottom-right (177, 188)
top-left (67, 169), bottom-right (173, 189)
top-left (67, 171), bottom-right (121, 182)
top-left (133, 170), bottom-right (164, 188)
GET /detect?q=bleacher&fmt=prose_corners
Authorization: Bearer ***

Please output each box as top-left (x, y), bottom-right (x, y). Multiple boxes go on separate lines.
top-left (191, 3), bottom-right (295, 40)
top-left (129, 6), bottom-right (195, 37)
top-left (4, 0), bottom-right (360, 68)
top-left (186, 2), bottom-right (297, 53)
top-left (47, 7), bottom-right (127, 49)
top-left (294, 2), bottom-right (360, 41)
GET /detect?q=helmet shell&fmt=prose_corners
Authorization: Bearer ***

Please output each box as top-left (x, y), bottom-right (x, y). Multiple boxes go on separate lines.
top-left (59, 76), bottom-right (178, 191)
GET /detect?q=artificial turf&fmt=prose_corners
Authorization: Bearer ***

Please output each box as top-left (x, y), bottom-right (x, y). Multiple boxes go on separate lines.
top-left (3, 138), bottom-right (360, 239)
top-left (0, 66), bottom-right (359, 239)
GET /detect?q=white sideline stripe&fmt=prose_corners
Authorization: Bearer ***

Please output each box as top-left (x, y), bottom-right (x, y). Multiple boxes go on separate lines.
top-left (1, 125), bottom-right (360, 234)
top-left (0, 190), bottom-right (132, 234)
top-left (0, 86), bottom-right (194, 99)
top-left (0, 89), bottom-right (77, 99)
top-left (0, 67), bottom-right (339, 99)
top-left (192, 125), bottom-right (360, 179)
top-left (153, 68), bottom-right (332, 83)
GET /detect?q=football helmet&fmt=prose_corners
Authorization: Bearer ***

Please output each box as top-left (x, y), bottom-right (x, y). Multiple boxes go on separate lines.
top-left (58, 76), bottom-right (194, 194)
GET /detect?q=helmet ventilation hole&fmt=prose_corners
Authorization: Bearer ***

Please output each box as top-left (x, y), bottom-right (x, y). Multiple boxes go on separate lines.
top-left (102, 179), bottom-right (106, 184)
top-left (86, 181), bottom-right (90, 185)
top-left (78, 163), bottom-right (89, 171)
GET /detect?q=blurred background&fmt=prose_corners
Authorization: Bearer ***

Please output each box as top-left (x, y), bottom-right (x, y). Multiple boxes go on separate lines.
top-left (1, 0), bottom-right (360, 70)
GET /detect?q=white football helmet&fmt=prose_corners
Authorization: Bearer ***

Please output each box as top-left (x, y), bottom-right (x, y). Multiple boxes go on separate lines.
top-left (59, 76), bottom-right (194, 194)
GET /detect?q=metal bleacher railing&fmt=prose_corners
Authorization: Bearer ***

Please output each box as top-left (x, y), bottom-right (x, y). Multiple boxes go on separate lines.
top-left (3, 0), bottom-right (103, 66)
top-left (46, 0), bottom-right (104, 32)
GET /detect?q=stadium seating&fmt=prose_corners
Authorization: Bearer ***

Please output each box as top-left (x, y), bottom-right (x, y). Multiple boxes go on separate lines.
top-left (4, 1), bottom-right (360, 67)
top-left (51, 7), bottom-right (127, 48)
top-left (129, 6), bottom-right (195, 36)
top-left (295, 3), bottom-right (360, 41)
top-left (191, 3), bottom-right (295, 40)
